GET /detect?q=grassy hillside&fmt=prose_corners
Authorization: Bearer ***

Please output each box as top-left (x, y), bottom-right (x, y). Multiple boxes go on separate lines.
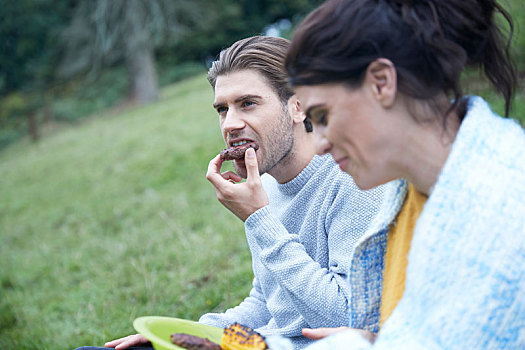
top-left (0, 75), bottom-right (252, 349)
top-left (1, 69), bottom-right (524, 349)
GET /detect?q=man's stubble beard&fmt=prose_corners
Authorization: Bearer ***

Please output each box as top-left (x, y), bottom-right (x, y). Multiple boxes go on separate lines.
top-left (234, 106), bottom-right (294, 179)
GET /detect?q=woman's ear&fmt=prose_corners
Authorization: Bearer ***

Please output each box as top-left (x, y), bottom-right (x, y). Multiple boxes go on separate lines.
top-left (288, 95), bottom-right (306, 124)
top-left (365, 58), bottom-right (397, 108)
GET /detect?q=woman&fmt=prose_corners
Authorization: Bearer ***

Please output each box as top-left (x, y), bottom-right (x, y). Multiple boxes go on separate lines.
top-left (284, 0), bottom-right (525, 348)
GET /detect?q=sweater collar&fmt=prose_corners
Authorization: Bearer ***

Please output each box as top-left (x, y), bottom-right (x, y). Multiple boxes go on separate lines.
top-left (432, 96), bottom-right (495, 197)
top-left (275, 154), bottom-right (327, 195)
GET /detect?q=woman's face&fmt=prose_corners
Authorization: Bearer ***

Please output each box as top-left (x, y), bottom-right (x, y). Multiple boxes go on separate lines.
top-left (295, 83), bottom-right (401, 190)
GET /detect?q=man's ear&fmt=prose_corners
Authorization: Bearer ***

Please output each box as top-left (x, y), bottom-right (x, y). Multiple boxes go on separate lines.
top-left (365, 58), bottom-right (397, 108)
top-left (288, 95), bottom-right (306, 125)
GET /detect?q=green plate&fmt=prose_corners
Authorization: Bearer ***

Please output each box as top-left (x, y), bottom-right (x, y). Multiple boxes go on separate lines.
top-left (133, 316), bottom-right (223, 350)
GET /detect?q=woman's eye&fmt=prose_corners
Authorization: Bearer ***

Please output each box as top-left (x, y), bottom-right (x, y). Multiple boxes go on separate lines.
top-left (319, 113), bottom-right (327, 125)
top-left (311, 111), bottom-right (328, 126)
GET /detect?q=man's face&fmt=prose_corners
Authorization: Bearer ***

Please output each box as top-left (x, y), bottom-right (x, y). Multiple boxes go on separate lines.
top-left (213, 69), bottom-right (294, 178)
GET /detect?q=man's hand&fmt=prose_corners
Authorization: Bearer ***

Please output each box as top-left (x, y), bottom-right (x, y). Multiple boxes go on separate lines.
top-left (104, 333), bottom-right (151, 349)
top-left (302, 327), bottom-right (377, 344)
top-left (206, 147), bottom-right (269, 221)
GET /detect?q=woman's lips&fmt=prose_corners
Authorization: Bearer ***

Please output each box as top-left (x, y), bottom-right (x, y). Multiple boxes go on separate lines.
top-left (335, 157), bottom-right (349, 171)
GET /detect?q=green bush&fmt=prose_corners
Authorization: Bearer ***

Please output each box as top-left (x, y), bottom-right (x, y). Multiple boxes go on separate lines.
top-left (157, 61), bottom-right (207, 87)
top-left (0, 128), bottom-right (25, 149)
top-left (52, 68), bottom-right (128, 122)
top-left (0, 61), bottom-right (206, 149)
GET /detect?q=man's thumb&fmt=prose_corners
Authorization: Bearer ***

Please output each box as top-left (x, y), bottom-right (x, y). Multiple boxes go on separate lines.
top-left (245, 147), bottom-right (260, 180)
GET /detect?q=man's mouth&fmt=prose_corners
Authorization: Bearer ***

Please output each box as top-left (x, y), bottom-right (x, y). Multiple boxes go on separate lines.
top-left (221, 141), bottom-right (259, 161)
top-left (229, 138), bottom-right (254, 147)
top-left (233, 140), bottom-right (249, 147)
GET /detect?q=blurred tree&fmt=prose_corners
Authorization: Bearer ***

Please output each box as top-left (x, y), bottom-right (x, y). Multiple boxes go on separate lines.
top-left (162, 0), bottom-right (324, 63)
top-left (60, 0), bottom-right (324, 104)
top-left (0, 0), bottom-right (73, 142)
top-left (0, 0), bottom-right (322, 147)
top-left (0, 0), bottom-right (73, 95)
top-left (59, 0), bottom-right (206, 104)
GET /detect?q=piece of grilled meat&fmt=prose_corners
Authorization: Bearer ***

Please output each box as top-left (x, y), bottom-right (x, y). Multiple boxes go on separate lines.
top-left (170, 333), bottom-right (221, 350)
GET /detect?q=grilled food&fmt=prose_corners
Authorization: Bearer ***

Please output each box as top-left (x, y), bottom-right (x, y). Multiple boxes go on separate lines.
top-left (220, 323), bottom-right (268, 350)
top-left (220, 143), bottom-right (259, 161)
top-left (170, 333), bottom-right (221, 350)
top-left (170, 322), bottom-right (267, 350)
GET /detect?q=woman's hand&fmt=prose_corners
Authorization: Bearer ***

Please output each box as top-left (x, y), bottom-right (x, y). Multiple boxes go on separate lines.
top-left (302, 327), bottom-right (377, 344)
top-left (302, 327), bottom-right (349, 340)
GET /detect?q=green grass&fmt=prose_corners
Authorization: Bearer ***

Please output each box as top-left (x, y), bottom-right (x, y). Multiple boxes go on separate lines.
top-left (1, 71), bottom-right (524, 350)
top-left (0, 75), bottom-right (252, 349)
top-left (462, 69), bottom-right (525, 124)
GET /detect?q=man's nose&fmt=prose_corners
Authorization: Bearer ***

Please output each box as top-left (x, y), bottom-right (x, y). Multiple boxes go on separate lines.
top-left (222, 109), bottom-right (246, 133)
top-left (313, 125), bottom-right (331, 155)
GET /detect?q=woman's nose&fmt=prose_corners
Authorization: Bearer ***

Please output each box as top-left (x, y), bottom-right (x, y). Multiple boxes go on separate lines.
top-left (313, 125), bottom-right (331, 155)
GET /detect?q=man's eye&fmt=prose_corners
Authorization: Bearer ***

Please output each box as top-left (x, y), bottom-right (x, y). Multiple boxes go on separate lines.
top-left (216, 106), bottom-right (228, 115)
top-left (241, 101), bottom-right (255, 108)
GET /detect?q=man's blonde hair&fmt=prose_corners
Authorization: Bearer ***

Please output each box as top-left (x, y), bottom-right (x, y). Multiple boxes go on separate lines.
top-left (208, 36), bottom-right (294, 104)
top-left (208, 36), bottom-right (311, 131)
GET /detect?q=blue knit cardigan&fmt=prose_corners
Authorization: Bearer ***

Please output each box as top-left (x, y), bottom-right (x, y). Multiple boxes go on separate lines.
top-left (270, 96), bottom-right (525, 350)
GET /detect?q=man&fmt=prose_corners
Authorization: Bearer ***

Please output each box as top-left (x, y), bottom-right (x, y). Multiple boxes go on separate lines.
top-left (200, 36), bottom-right (385, 349)
top-left (86, 36), bottom-right (385, 350)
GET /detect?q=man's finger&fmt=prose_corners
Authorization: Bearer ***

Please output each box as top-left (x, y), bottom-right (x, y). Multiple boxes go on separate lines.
top-left (244, 147), bottom-right (260, 183)
top-left (221, 171), bottom-right (242, 182)
top-left (206, 154), bottom-right (226, 186)
top-left (113, 334), bottom-right (150, 350)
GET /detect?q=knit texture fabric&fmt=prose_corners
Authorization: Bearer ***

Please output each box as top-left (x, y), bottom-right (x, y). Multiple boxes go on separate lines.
top-left (199, 154), bottom-right (386, 349)
top-left (380, 183), bottom-right (426, 326)
top-left (298, 96), bottom-right (525, 350)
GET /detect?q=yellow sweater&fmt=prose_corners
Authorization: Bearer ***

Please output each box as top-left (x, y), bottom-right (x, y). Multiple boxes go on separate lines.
top-left (379, 183), bottom-right (427, 326)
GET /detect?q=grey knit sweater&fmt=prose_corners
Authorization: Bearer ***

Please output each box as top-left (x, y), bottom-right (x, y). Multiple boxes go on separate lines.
top-left (199, 154), bottom-right (385, 349)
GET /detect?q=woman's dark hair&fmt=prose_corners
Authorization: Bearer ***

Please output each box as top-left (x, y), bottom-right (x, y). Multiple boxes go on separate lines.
top-left (286, 0), bottom-right (517, 117)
